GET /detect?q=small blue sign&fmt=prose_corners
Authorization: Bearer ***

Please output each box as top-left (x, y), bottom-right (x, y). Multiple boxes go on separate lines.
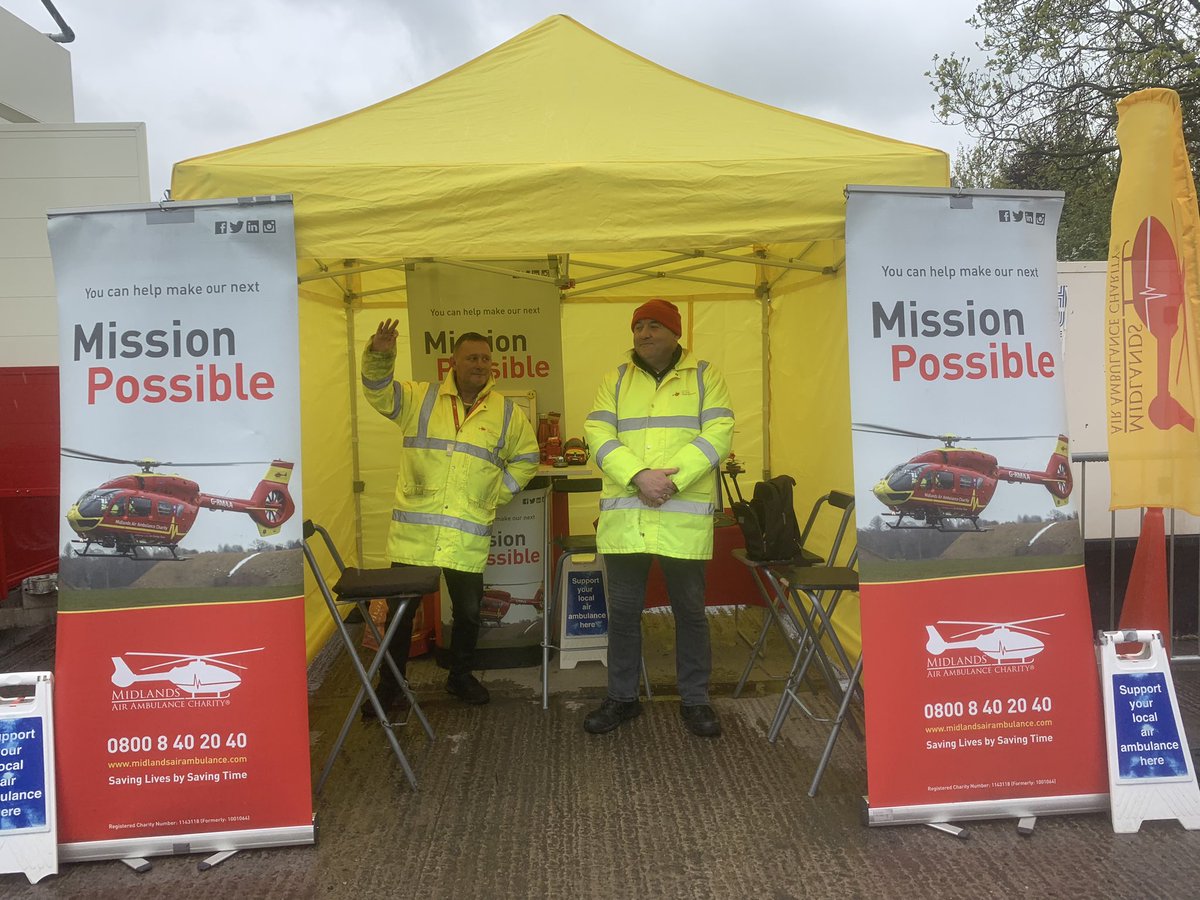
top-left (0, 716), bottom-right (48, 833)
top-left (565, 569), bottom-right (608, 637)
top-left (1112, 672), bottom-right (1190, 781)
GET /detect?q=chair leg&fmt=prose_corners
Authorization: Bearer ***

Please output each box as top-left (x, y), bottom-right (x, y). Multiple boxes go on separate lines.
top-left (809, 653), bottom-right (863, 797)
top-left (317, 598), bottom-right (421, 794)
top-left (767, 645), bottom-right (811, 743)
top-left (733, 610), bottom-right (773, 699)
top-left (365, 599), bottom-right (436, 742)
top-left (390, 664), bottom-right (435, 743)
top-left (317, 681), bottom-right (368, 794)
top-left (542, 551), bottom-right (568, 710)
top-left (640, 655), bottom-right (653, 700)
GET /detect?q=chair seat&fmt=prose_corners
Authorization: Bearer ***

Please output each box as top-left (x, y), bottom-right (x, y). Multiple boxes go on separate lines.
top-left (333, 565), bottom-right (441, 600)
top-left (731, 547), bottom-right (824, 568)
top-left (779, 565), bottom-right (859, 593)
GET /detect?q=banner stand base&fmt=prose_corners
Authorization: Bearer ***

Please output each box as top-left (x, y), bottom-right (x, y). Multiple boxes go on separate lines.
top-left (861, 792), bottom-right (1108, 828)
top-left (117, 846), bottom-right (246, 872)
top-left (60, 822), bottom-right (315, 865)
top-left (925, 821), bottom-right (968, 839)
top-left (198, 848), bottom-right (239, 870)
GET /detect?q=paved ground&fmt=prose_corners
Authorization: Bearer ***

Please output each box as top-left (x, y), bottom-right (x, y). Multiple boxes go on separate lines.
top-left (3, 611), bottom-right (1200, 899)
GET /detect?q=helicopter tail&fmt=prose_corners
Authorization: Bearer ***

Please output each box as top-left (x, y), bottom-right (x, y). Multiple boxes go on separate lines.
top-left (1043, 435), bottom-right (1073, 506)
top-left (924, 626), bottom-right (948, 655)
top-left (111, 656), bottom-right (137, 687)
top-left (246, 460), bottom-right (296, 535)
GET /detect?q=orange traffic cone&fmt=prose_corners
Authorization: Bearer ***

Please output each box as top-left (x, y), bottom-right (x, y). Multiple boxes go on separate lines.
top-left (1117, 507), bottom-right (1171, 655)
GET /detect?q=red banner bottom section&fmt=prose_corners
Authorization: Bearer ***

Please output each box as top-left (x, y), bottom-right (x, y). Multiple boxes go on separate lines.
top-left (862, 567), bottom-right (1107, 811)
top-left (54, 598), bottom-right (313, 844)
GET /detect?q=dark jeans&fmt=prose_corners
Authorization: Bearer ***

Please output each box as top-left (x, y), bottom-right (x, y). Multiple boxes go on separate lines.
top-left (604, 553), bottom-right (711, 706)
top-left (378, 565), bottom-right (484, 690)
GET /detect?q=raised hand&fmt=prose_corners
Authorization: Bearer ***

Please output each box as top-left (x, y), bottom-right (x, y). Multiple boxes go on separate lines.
top-left (370, 318), bottom-right (400, 353)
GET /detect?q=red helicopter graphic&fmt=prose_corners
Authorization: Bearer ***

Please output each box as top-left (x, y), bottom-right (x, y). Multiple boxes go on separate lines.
top-left (1122, 215), bottom-right (1194, 431)
top-left (63, 448), bottom-right (296, 559)
top-left (854, 425), bottom-right (1072, 531)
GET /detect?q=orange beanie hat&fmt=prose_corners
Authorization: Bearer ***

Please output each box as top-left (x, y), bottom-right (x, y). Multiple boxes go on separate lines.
top-left (630, 298), bottom-right (682, 337)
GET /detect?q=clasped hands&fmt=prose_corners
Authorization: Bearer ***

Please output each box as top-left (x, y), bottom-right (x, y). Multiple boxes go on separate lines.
top-left (633, 467), bottom-right (679, 508)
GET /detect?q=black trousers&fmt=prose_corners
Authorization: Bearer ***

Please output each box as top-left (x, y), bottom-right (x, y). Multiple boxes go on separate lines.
top-left (378, 565), bottom-right (484, 690)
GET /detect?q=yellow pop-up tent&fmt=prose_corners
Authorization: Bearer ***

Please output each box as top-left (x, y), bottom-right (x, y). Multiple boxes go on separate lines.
top-left (171, 15), bottom-right (949, 660)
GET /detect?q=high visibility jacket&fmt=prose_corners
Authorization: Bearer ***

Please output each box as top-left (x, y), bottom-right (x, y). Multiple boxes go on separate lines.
top-left (361, 348), bottom-right (540, 573)
top-left (585, 349), bottom-right (734, 560)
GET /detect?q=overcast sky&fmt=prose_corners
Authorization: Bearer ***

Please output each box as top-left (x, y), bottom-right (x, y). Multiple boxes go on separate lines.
top-left (6, 0), bottom-right (983, 198)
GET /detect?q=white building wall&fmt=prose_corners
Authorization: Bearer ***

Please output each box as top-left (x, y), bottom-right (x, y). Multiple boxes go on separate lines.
top-left (0, 123), bottom-right (151, 368)
top-left (0, 5), bottom-right (73, 123)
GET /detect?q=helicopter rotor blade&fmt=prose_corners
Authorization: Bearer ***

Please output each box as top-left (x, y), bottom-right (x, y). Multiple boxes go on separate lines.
top-left (61, 448), bottom-right (143, 466)
top-left (852, 423), bottom-right (943, 441)
top-left (939, 614), bottom-right (1064, 628)
top-left (999, 614), bottom-right (1067, 627)
top-left (127, 656), bottom-right (250, 672)
top-left (852, 427), bottom-right (1062, 444)
top-left (152, 461), bottom-right (272, 468)
top-left (939, 613), bottom-right (1064, 640)
top-left (958, 434), bottom-right (1061, 442)
top-left (939, 619), bottom-right (1011, 626)
top-left (61, 448), bottom-right (271, 468)
top-left (126, 648), bottom-right (265, 657)
top-left (196, 648), bottom-right (266, 660)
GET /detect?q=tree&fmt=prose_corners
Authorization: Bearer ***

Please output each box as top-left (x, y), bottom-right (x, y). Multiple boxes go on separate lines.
top-left (930, 0), bottom-right (1200, 259)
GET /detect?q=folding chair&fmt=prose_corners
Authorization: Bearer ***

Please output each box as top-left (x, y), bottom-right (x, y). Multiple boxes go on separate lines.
top-left (302, 520), bottom-right (440, 793)
top-left (732, 490), bottom-right (855, 697)
top-left (540, 478), bottom-right (651, 709)
top-left (763, 549), bottom-right (859, 753)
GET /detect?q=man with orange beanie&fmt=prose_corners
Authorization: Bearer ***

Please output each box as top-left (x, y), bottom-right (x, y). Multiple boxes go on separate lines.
top-left (582, 299), bottom-right (735, 737)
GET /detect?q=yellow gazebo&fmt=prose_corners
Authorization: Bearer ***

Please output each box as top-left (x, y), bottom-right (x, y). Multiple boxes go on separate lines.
top-left (171, 14), bottom-right (949, 657)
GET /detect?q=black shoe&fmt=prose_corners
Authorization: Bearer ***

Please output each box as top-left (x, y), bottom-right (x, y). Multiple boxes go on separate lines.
top-left (681, 703), bottom-right (721, 737)
top-left (583, 698), bottom-right (642, 734)
top-left (360, 684), bottom-right (408, 722)
top-left (446, 672), bottom-right (490, 705)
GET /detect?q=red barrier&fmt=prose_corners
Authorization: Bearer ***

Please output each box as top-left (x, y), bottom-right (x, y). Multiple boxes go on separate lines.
top-left (0, 366), bottom-right (60, 593)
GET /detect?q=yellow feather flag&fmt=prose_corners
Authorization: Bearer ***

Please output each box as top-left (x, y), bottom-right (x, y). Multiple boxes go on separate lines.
top-left (1106, 88), bottom-right (1200, 513)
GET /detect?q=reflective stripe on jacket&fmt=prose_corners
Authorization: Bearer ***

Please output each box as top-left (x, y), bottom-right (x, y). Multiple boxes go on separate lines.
top-left (584, 348), bottom-right (734, 559)
top-left (362, 348), bottom-right (540, 573)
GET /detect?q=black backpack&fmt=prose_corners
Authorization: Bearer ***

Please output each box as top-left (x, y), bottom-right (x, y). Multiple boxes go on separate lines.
top-left (733, 474), bottom-right (803, 562)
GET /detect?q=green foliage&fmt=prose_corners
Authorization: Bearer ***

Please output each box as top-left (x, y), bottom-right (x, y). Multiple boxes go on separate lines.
top-left (931, 0), bottom-right (1200, 260)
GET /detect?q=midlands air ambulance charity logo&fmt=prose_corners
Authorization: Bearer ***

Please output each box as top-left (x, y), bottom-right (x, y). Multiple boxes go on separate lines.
top-left (110, 648), bottom-right (262, 710)
top-left (925, 614), bottom-right (1064, 678)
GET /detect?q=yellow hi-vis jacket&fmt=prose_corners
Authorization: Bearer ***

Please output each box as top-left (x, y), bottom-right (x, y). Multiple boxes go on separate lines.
top-left (585, 349), bottom-right (734, 560)
top-left (361, 348), bottom-right (540, 573)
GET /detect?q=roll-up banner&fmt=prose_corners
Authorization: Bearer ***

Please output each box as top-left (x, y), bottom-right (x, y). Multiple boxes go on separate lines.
top-left (47, 197), bottom-right (313, 861)
top-left (845, 186), bottom-right (1107, 825)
